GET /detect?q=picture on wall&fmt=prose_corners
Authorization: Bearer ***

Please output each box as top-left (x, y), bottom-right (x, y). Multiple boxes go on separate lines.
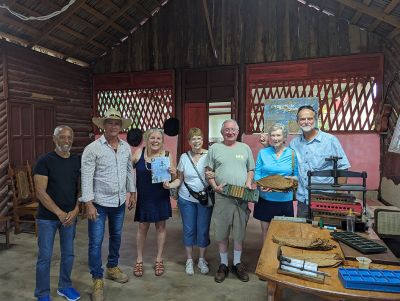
top-left (388, 117), bottom-right (400, 154)
top-left (264, 97), bottom-right (319, 133)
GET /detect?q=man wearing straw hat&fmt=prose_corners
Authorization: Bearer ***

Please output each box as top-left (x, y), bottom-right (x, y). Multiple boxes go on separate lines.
top-left (81, 107), bottom-right (136, 301)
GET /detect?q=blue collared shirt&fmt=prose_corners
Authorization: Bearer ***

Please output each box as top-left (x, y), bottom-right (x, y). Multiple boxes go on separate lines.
top-left (289, 130), bottom-right (350, 204)
top-left (81, 135), bottom-right (136, 207)
top-left (254, 146), bottom-right (298, 202)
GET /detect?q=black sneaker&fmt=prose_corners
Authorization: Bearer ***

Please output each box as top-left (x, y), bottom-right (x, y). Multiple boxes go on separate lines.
top-left (231, 263), bottom-right (249, 282)
top-left (214, 264), bottom-right (229, 283)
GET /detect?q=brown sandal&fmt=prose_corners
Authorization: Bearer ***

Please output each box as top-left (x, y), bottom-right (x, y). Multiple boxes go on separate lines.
top-left (133, 261), bottom-right (144, 277)
top-left (154, 261), bottom-right (164, 276)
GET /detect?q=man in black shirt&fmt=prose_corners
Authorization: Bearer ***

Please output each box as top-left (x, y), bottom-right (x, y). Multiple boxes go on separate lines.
top-left (33, 125), bottom-right (81, 301)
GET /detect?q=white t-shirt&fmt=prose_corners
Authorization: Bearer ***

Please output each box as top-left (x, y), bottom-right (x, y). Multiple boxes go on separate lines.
top-left (177, 152), bottom-right (208, 203)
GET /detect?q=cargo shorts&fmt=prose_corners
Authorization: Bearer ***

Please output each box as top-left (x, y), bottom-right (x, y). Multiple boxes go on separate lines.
top-left (212, 193), bottom-right (250, 242)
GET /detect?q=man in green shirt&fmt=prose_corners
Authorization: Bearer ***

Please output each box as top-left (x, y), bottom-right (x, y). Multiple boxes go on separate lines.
top-left (206, 119), bottom-right (255, 283)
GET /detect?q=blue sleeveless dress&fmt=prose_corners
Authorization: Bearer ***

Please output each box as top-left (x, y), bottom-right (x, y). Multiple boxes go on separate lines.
top-left (134, 148), bottom-right (172, 223)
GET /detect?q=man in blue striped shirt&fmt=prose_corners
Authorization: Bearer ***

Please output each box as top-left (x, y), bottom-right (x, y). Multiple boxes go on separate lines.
top-left (290, 105), bottom-right (350, 218)
top-left (81, 108), bottom-right (136, 301)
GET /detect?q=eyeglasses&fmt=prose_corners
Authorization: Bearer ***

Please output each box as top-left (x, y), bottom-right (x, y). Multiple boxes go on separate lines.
top-left (223, 128), bottom-right (238, 133)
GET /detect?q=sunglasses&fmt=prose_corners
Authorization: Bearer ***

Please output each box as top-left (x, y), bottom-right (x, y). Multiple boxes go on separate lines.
top-left (297, 105), bottom-right (316, 115)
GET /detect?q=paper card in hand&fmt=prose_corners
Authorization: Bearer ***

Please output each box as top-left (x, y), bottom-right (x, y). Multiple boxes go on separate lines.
top-left (151, 157), bottom-right (171, 183)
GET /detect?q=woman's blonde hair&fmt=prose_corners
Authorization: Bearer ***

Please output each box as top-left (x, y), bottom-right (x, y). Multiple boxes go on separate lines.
top-left (144, 128), bottom-right (164, 143)
top-left (187, 128), bottom-right (204, 140)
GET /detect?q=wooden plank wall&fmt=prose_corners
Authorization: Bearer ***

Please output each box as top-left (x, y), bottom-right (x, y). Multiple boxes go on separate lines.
top-left (1, 42), bottom-right (92, 216)
top-left (5, 42), bottom-right (92, 154)
top-left (382, 44), bottom-right (400, 185)
top-left (94, 0), bottom-right (384, 73)
top-left (0, 45), bottom-right (9, 216)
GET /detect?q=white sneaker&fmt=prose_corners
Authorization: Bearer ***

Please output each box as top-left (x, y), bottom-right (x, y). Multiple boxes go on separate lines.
top-left (197, 258), bottom-right (209, 274)
top-left (185, 259), bottom-right (194, 275)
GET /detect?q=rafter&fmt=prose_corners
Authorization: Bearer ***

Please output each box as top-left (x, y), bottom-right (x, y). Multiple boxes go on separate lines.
top-left (384, 0), bottom-right (400, 14)
top-left (0, 13), bottom-right (97, 60)
top-left (72, 1), bottom-right (135, 58)
top-left (334, 0), bottom-right (400, 30)
top-left (34, 0), bottom-right (120, 46)
top-left (131, 2), bottom-right (151, 18)
top-left (6, 2), bottom-right (108, 52)
top-left (81, 3), bottom-right (129, 35)
top-left (368, 18), bottom-right (381, 31)
top-left (100, 0), bottom-right (137, 24)
top-left (351, 0), bottom-right (372, 24)
top-left (34, 0), bottom-right (86, 46)
top-left (388, 28), bottom-right (400, 39)
top-left (336, 3), bottom-right (346, 18)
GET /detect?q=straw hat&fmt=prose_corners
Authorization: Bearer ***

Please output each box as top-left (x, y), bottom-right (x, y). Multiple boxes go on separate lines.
top-left (92, 107), bottom-right (133, 130)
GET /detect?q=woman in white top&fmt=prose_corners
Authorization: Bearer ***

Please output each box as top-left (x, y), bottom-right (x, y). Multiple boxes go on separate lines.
top-left (164, 128), bottom-right (212, 276)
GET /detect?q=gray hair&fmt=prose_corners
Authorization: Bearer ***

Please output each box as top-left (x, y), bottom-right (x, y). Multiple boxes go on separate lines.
top-left (268, 123), bottom-right (288, 139)
top-left (220, 119), bottom-right (239, 132)
top-left (53, 125), bottom-right (73, 137)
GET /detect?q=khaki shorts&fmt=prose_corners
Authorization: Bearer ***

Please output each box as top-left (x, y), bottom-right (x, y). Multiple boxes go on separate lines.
top-left (212, 193), bottom-right (250, 242)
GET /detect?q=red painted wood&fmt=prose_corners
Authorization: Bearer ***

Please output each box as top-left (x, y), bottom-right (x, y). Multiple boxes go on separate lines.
top-left (245, 54), bottom-right (384, 133)
top-left (8, 102), bottom-right (55, 166)
top-left (93, 70), bottom-right (174, 90)
top-left (92, 70), bottom-right (175, 135)
top-left (182, 103), bottom-right (208, 152)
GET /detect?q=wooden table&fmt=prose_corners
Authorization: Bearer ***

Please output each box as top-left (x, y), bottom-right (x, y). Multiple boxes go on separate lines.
top-left (255, 220), bottom-right (400, 301)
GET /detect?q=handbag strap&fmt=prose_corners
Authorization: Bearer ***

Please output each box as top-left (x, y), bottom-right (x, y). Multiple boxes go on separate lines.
top-left (291, 149), bottom-right (297, 201)
top-left (185, 151), bottom-right (208, 189)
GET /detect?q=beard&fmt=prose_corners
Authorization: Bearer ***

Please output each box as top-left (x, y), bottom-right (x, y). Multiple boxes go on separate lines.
top-left (300, 125), bottom-right (313, 133)
top-left (56, 142), bottom-right (71, 153)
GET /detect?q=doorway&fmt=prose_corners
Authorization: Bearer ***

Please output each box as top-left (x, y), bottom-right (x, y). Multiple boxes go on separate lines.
top-left (181, 66), bottom-right (238, 152)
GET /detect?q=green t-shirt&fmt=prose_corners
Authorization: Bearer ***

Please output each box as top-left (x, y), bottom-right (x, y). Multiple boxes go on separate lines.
top-left (205, 142), bottom-right (255, 187)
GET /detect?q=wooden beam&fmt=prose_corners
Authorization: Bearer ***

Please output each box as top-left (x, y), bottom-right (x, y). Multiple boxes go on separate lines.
top-left (100, 0), bottom-right (138, 25)
top-left (336, 4), bottom-right (346, 18)
top-left (58, 24), bottom-right (108, 51)
top-left (81, 3), bottom-right (129, 35)
top-left (388, 28), bottom-right (400, 39)
top-left (72, 1), bottom-right (136, 57)
top-left (131, 2), bottom-right (151, 18)
top-left (33, 0), bottom-right (87, 45)
top-left (6, 2), bottom-right (108, 52)
top-left (368, 18), bottom-right (381, 31)
top-left (351, 0), bottom-right (372, 24)
top-left (334, 0), bottom-right (400, 30)
top-left (0, 14), bottom-right (97, 60)
top-left (384, 0), bottom-right (400, 14)
top-left (202, 0), bottom-right (218, 59)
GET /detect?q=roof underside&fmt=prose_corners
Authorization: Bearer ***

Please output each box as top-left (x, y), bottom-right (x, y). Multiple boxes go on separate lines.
top-left (0, 0), bottom-right (400, 66)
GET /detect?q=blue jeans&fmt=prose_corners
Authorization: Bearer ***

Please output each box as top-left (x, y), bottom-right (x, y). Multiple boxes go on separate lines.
top-left (178, 197), bottom-right (212, 248)
top-left (88, 203), bottom-right (125, 279)
top-left (35, 219), bottom-right (76, 298)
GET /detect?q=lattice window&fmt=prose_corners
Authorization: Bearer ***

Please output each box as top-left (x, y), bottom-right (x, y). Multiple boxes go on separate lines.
top-left (248, 76), bottom-right (378, 133)
top-left (96, 88), bottom-right (174, 132)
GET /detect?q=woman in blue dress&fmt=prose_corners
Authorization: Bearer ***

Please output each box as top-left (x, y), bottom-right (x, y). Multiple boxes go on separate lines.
top-left (132, 128), bottom-right (175, 277)
top-left (254, 123), bottom-right (298, 238)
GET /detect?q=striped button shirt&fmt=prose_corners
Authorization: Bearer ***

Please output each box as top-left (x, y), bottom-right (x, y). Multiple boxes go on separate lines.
top-left (81, 135), bottom-right (136, 207)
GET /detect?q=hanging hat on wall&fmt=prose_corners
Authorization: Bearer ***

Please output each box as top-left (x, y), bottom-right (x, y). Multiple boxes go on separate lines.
top-left (92, 107), bottom-right (133, 130)
top-left (127, 128), bottom-right (143, 147)
top-left (163, 117), bottom-right (179, 136)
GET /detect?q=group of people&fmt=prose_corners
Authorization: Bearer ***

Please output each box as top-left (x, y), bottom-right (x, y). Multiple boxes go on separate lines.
top-left (32, 105), bottom-right (350, 301)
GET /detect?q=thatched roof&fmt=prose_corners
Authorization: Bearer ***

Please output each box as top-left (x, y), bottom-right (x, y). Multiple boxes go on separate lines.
top-left (1, 0), bottom-right (400, 66)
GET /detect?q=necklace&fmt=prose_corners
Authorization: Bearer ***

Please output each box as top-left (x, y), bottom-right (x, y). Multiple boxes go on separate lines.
top-left (190, 150), bottom-right (205, 156)
top-left (144, 149), bottom-right (162, 171)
